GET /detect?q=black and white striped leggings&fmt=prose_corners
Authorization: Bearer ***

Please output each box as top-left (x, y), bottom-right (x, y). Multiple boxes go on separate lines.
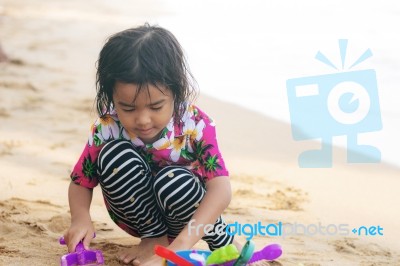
top-left (97, 140), bottom-right (233, 250)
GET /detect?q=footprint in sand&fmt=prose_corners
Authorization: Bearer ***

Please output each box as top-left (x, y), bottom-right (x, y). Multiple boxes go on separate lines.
top-left (0, 198), bottom-right (68, 265)
top-left (0, 245), bottom-right (20, 258)
top-left (0, 198), bottom-right (66, 235)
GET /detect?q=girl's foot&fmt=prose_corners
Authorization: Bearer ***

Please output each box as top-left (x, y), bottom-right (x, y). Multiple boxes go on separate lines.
top-left (118, 235), bottom-right (169, 265)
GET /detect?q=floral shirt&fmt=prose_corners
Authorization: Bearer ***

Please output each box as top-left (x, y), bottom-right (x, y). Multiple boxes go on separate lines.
top-left (70, 104), bottom-right (229, 188)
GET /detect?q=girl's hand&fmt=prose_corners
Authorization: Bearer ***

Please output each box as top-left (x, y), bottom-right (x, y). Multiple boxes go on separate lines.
top-left (66, 182), bottom-right (94, 252)
top-left (63, 216), bottom-right (95, 253)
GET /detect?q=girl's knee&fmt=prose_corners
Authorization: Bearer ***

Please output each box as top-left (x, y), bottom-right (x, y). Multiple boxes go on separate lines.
top-left (153, 166), bottom-right (201, 197)
top-left (154, 166), bottom-right (195, 186)
top-left (97, 140), bottom-right (150, 187)
top-left (153, 166), bottom-right (205, 217)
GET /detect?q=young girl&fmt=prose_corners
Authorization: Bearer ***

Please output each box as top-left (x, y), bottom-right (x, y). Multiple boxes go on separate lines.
top-left (64, 23), bottom-right (238, 265)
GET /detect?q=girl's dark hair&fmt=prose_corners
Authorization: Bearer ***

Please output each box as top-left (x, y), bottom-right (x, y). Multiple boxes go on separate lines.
top-left (95, 23), bottom-right (197, 121)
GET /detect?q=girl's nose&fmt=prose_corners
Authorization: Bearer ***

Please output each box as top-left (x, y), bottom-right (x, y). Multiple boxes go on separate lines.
top-left (136, 111), bottom-right (151, 126)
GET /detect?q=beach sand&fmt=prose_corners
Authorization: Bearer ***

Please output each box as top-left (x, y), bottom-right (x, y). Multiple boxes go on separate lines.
top-left (0, 0), bottom-right (399, 265)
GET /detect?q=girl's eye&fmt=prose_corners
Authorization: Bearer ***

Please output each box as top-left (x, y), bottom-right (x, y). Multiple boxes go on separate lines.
top-left (122, 109), bottom-right (135, 112)
top-left (151, 106), bottom-right (162, 111)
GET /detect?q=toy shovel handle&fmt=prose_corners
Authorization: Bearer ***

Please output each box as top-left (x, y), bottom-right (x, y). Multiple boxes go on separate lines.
top-left (233, 241), bottom-right (255, 266)
top-left (60, 237), bottom-right (67, 245)
top-left (59, 237), bottom-right (84, 253)
top-left (248, 243), bottom-right (282, 263)
top-left (59, 234), bottom-right (96, 251)
top-left (154, 245), bottom-right (194, 266)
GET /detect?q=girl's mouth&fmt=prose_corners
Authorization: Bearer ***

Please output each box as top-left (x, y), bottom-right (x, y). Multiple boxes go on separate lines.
top-left (137, 128), bottom-right (153, 135)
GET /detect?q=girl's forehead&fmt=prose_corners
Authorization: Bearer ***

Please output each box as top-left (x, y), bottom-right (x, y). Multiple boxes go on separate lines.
top-left (114, 82), bottom-right (172, 104)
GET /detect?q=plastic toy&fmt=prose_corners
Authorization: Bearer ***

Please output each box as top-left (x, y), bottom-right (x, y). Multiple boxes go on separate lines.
top-left (59, 236), bottom-right (104, 266)
top-left (231, 240), bottom-right (254, 266)
top-left (207, 241), bottom-right (254, 266)
top-left (208, 242), bottom-right (282, 266)
top-left (155, 245), bottom-right (194, 266)
top-left (155, 241), bottom-right (282, 266)
top-left (205, 244), bottom-right (239, 264)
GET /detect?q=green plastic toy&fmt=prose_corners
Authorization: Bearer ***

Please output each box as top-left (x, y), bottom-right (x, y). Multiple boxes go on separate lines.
top-left (206, 244), bottom-right (239, 265)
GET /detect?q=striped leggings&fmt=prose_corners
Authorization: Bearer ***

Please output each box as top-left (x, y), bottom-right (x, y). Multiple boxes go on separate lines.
top-left (97, 140), bottom-right (233, 250)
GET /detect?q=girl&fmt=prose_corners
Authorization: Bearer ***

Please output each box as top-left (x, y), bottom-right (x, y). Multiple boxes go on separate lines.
top-left (64, 23), bottom-right (238, 265)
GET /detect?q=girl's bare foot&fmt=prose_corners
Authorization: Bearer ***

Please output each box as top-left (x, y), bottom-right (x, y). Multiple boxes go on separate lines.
top-left (118, 235), bottom-right (169, 265)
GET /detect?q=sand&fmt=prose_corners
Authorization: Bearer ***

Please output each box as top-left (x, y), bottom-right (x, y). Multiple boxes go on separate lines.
top-left (0, 0), bottom-right (399, 265)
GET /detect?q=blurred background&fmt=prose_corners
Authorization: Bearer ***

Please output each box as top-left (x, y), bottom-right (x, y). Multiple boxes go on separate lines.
top-left (1, 0), bottom-right (399, 166)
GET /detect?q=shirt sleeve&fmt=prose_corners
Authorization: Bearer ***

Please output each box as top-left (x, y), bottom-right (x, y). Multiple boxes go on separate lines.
top-left (70, 141), bottom-right (103, 188)
top-left (192, 106), bottom-right (229, 181)
top-left (70, 115), bottom-right (119, 188)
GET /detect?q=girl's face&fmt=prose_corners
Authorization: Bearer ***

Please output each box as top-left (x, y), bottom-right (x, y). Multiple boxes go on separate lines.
top-left (113, 82), bottom-right (174, 144)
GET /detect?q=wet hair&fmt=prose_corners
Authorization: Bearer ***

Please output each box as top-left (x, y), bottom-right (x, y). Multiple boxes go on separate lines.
top-left (95, 23), bottom-right (197, 122)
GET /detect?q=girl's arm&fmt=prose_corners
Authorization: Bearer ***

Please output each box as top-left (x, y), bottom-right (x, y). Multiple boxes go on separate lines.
top-left (64, 181), bottom-right (95, 252)
top-left (168, 175), bottom-right (232, 251)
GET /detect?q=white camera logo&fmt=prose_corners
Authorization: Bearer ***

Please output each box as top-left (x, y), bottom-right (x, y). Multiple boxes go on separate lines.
top-left (327, 81), bottom-right (370, 125)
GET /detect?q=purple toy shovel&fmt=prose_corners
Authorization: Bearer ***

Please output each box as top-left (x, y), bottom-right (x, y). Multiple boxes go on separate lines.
top-left (59, 236), bottom-right (104, 266)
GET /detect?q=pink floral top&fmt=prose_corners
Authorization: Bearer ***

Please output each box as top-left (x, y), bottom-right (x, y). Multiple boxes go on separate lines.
top-left (70, 104), bottom-right (229, 188)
